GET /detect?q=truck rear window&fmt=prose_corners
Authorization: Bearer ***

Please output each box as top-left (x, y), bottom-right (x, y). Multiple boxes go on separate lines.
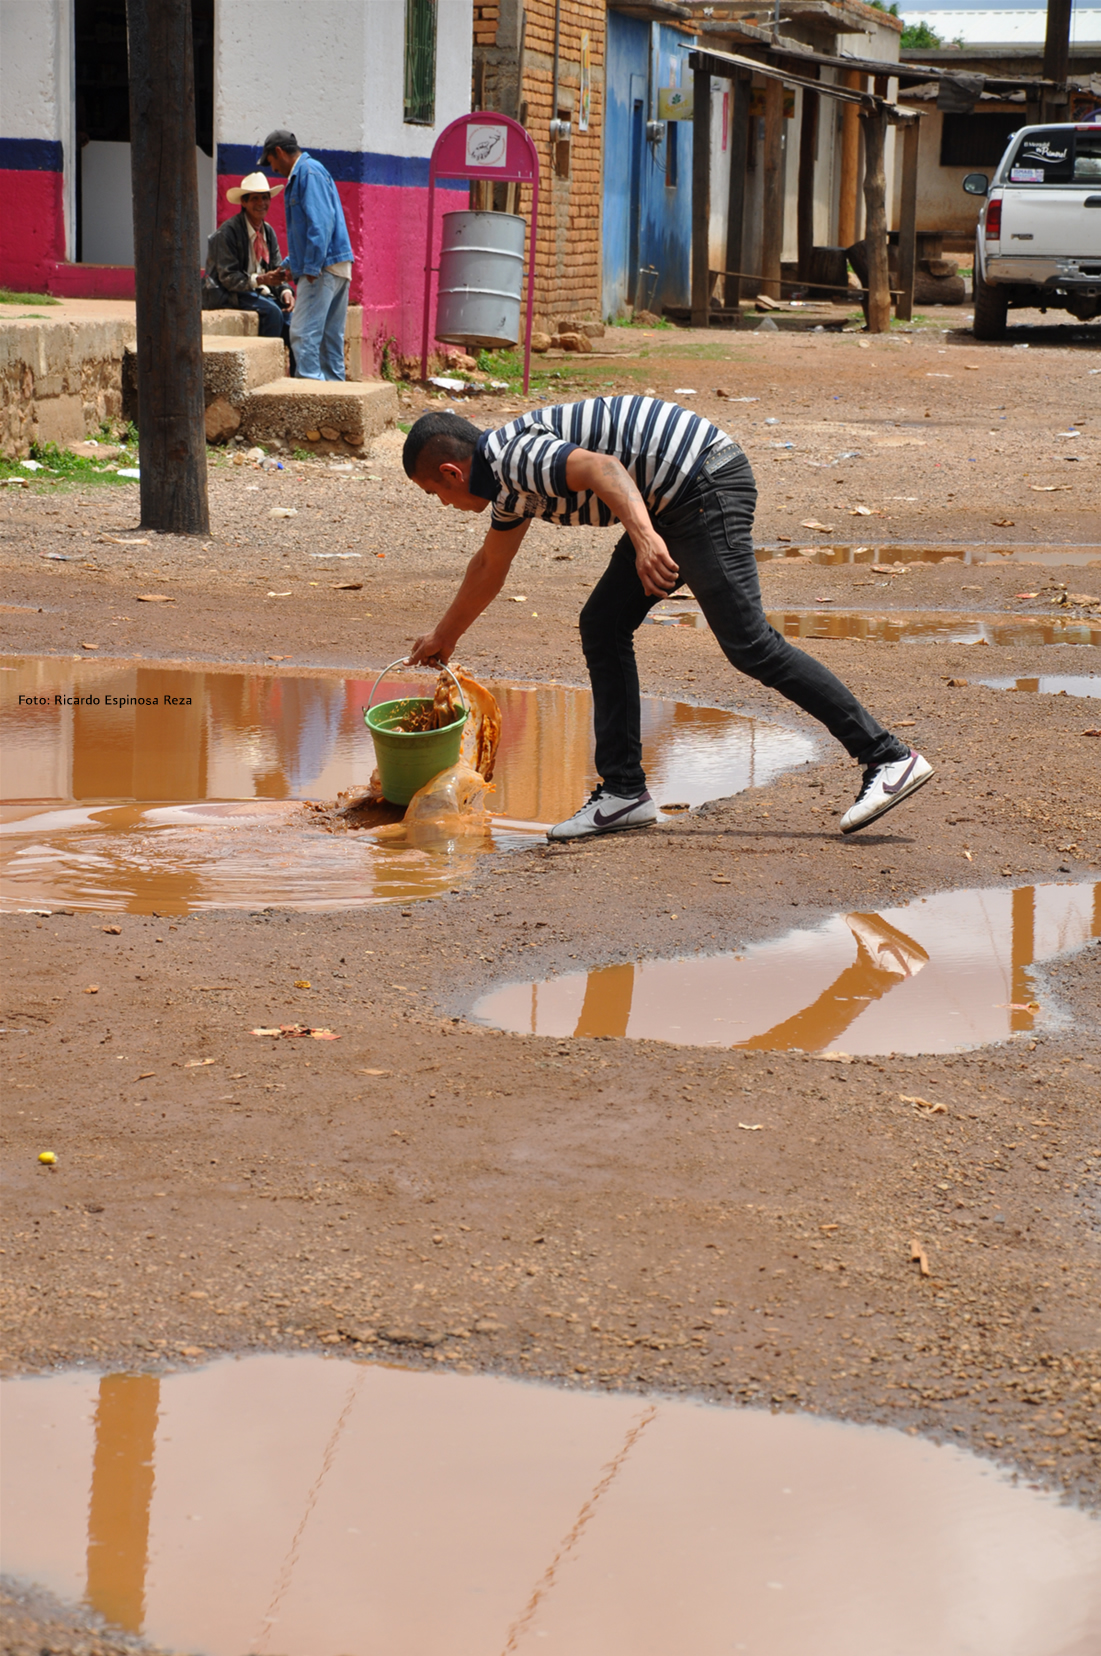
top-left (1006, 127), bottom-right (1101, 183)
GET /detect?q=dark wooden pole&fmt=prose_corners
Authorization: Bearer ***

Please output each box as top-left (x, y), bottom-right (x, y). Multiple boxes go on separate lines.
top-left (796, 80), bottom-right (819, 282)
top-left (760, 78), bottom-right (785, 300)
top-left (725, 71), bottom-right (751, 309)
top-left (691, 68), bottom-right (712, 327)
top-left (895, 116), bottom-right (920, 322)
top-left (126, 0), bottom-right (209, 534)
top-left (1041, 0), bottom-right (1072, 119)
top-left (860, 107), bottom-right (891, 333)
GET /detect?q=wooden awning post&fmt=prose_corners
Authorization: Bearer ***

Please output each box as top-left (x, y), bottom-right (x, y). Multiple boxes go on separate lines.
top-left (796, 78), bottom-right (819, 282)
top-left (725, 71), bottom-right (752, 309)
top-left (691, 67), bottom-right (713, 327)
top-left (760, 78), bottom-right (785, 301)
top-left (860, 105), bottom-right (891, 333)
top-left (896, 116), bottom-right (920, 323)
top-left (837, 70), bottom-right (864, 248)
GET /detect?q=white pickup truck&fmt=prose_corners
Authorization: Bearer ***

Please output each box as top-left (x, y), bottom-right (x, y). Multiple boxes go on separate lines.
top-left (963, 119), bottom-right (1101, 338)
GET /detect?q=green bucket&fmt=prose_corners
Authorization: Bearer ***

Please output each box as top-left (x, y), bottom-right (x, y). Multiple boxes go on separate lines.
top-left (364, 660), bottom-right (467, 806)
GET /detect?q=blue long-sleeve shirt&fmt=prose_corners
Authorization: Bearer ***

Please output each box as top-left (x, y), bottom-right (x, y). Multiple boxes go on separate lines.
top-left (283, 152), bottom-right (354, 278)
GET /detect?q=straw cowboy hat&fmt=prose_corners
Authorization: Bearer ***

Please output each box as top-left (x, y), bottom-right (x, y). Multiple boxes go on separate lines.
top-left (226, 171), bottom-right (284, 204)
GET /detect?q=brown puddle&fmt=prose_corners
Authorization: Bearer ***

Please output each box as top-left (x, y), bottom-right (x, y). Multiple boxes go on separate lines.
top-left (755, 543), bottom-right (1101, 569)
top-left (646, 606), bottom-right (1101, 648)
top-left (978, 675), bottom-right (1101, 699)
top-left (473, 882), bottom-right (1101, 1056)
top-left (3, 1356), bottom-right (1099, 1656)
top-left (0, 658), bottom-right (814, 914)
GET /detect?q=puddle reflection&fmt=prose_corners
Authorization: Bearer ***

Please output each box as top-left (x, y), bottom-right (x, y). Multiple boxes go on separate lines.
top-left (0, 659), bottom-right (813, 914)
top-left (474, 882), bottom-right (1101, 1055)
top-left (645, 607), bottom-right (1101, 648)
top-left (756, 543), bottom-right (1101, 569)
top-left (2, 1356), bottom-right (1099, 1656)
top-left (979, 675), bottom-right (1101, 699)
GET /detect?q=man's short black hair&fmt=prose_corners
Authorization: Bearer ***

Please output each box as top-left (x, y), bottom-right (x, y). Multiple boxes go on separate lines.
top-left (402, 411), bottom-right (482, 479)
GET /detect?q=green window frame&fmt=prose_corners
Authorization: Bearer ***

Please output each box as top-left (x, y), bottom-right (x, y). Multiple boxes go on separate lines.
top-left (404, 0), bottom-right (437, 126)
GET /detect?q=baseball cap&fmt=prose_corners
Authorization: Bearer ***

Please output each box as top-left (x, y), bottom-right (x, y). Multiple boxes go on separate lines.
top-left (258, 129), bottom-right (298, 164)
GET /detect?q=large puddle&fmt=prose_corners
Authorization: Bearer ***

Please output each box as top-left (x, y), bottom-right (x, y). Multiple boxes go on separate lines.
top-left (0, 658), bottom-right (814, 914)
top-left (3, 1355), bottom-right (1098, 1656)
top-left (473, 882), bottom-right (1101, 1055)
top-left (979, 675), bottom-right (1101, 699)
top-left (646, 604), bottom-right (1101, 648)
top-left (756, 542), bottom-right (1101, 569)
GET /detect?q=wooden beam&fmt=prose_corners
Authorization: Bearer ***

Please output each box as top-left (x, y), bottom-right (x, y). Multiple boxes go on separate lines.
top-left (691, 67), bottom-right (713, 327)
top-left (1042, 0), bottom-right (1072, 119)
top-left (860, 106), bottom-right (891, 333)
top-left (725, 71), bottom-right (751, 308)
top-left (895, 117), bottom-right (920, 323)
top-left (797, 80), bottom-right (819, 281)
top-left (125, 0), bottom-right (209, 535)
top-left (760, 77), bottom-right (785, 301)
top-left (837, 70), bottom-right (864, 249)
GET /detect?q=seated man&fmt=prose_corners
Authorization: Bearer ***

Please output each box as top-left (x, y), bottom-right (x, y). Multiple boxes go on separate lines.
top-left (203, 172), bottom-right (294, 356)
top-left (403, 401), bottom-right (933, 840)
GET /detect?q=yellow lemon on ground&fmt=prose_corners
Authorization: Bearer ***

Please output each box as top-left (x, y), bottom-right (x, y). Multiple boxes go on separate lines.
top-left (38, 1151), bottom-right (57, 1165)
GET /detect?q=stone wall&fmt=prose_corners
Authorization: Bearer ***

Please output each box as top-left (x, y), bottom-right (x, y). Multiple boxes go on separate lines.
top-left (0, 315), bottom-right (132, 459)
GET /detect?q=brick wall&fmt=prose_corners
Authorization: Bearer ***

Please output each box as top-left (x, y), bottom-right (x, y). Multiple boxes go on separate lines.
top-left (474, 0), bottom-right (606, 330)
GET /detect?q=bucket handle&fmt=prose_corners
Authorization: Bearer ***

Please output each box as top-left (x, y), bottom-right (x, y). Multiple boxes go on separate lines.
top-left (365, 657), bottom-right (467, 718)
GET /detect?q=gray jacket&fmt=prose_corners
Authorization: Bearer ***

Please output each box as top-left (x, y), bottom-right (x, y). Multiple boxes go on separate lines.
top-left (202, 212), bottom-right (284, 308)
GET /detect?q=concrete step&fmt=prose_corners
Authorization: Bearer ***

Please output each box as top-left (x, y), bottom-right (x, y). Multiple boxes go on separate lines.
top-left (201, 310), bottom-right (259, 336)
top-left (122, 336), bottom-right (287, 435)
top-left (241, 377), bottom-right (397, 456)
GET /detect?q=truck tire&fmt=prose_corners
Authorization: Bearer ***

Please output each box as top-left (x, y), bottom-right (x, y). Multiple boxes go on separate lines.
top-left (972, 252), bottom-right (1008, 340)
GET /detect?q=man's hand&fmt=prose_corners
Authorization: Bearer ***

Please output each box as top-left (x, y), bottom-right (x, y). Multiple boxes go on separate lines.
top-left (407, 629), bottom-right (454, 667)
top-left (634, 530), bottom-right (680, 597)
top-left (563, 450), bottom-right (680, 597)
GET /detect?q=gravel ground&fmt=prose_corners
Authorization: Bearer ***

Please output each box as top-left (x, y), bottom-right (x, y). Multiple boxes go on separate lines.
top-left (2, 317), bottom-right (1100, 1650)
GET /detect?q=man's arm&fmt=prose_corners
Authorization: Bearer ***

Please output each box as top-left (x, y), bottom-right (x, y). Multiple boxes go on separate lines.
top-left (563, 449), bottom-right (679, 596)
top-left (296, 164), bottom-right (336, 277)
top-left (407, 519), bottom-right (530, 664)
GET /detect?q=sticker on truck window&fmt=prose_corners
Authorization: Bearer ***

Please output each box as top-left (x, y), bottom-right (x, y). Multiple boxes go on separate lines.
top-left (1010, 167), bottom-right (1045, 182)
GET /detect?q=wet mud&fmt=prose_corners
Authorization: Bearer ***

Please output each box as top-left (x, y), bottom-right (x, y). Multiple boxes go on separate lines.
top-left (3, 1354), bottom-right (1099, 1656)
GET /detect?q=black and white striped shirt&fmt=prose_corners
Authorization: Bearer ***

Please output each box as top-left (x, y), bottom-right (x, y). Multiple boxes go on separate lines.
top-left (469, 397), bottom-right (731, 531)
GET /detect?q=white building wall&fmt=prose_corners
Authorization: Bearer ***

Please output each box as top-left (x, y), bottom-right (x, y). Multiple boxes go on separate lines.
top-left (1, 0), bottom-right (74, 257)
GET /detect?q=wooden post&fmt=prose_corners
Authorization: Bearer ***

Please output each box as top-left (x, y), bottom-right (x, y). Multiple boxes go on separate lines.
top-left (896, 117), bottom-right (920, 322)
top-left (691, 67), bottom-right (712, 327)
top-left (725, 72), bottom-right (751, 309)
top-left (760, 77), bottom-right (785, 300)
top-left (837, 70), bottom-right (864, 248)
top-left (126, 0), bottom-right (209, 535)
top-left (1041, 0), bottom-right (1072, 120)
top-left (860, 106), bottom-right (890, 333)
top-left (797, 80), bottom-right (819, 281)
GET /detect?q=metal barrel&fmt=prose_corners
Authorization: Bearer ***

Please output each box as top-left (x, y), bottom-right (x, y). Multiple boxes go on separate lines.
top-left (435, 210), bottom-right (525, 349)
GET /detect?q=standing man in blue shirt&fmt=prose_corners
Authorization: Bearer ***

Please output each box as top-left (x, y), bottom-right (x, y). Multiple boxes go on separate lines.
top-left (260, 129), bottom-right (354, 381)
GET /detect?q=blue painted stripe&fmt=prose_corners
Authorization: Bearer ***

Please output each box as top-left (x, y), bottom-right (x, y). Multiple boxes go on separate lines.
top-left (217, 142), bottom-right (466, 190)
top-left (0, 137), bottom-right (63, 172)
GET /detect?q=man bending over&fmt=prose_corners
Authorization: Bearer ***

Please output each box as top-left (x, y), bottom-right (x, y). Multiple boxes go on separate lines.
top-left (403, 399), bottom-right (932, 840)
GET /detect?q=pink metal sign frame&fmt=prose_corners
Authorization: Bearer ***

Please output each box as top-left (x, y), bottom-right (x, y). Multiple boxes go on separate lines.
top-left (420, 112), bottom-right (540, 395)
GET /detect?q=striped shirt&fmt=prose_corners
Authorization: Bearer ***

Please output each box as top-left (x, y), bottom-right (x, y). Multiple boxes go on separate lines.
top-left (469, 397), bottom-right (731, 531)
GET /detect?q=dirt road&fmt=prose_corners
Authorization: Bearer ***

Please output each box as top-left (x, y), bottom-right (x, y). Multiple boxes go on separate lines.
top-left (2, 320), bottom-right (1099, 1616)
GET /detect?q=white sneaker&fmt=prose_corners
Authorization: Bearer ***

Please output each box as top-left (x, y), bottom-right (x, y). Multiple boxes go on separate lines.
top-left (845, 912), bottom-right (930, 978)
top-left (548, 788), bottom-right (658, 841)
top-left (840, 750), bottom-right (934, 835)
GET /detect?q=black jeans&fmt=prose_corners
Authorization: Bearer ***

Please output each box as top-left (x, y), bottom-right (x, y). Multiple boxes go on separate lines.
top-left (578, 448), bottom-right (908, 796)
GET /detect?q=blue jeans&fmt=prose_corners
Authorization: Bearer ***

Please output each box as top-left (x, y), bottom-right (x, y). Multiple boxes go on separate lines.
top-left (579, 448), bottom-right (908, 795)
top-left (289, 270), bottom-right (349, 380)
top-left (237, 290), bottom-right (286, 340)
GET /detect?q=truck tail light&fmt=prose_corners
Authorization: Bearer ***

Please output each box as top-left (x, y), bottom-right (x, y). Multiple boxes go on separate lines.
top-left (985, 199), bottom-right (1002, 239)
